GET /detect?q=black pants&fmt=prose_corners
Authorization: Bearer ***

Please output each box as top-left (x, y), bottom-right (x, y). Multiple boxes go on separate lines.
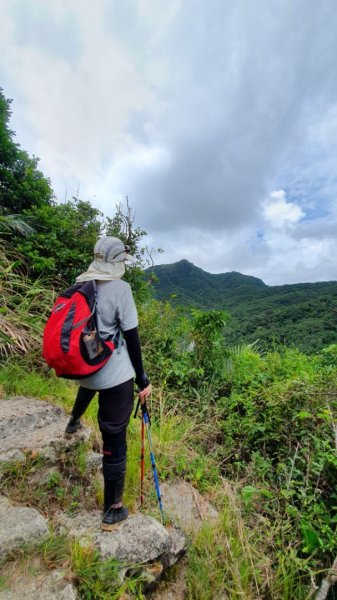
top-left (75, 379), bottom-right (134, 478)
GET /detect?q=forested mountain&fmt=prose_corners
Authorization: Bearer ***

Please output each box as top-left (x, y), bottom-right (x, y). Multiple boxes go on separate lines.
top-left (147, 259), bottom-right (337, 352)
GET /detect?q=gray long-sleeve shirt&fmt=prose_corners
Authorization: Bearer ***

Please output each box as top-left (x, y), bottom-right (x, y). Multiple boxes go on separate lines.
top-left (78, 279), bottom-right (138, 390)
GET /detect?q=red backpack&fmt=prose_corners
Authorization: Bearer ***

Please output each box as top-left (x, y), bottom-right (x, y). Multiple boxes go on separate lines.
top-left (42, 280), bottom-right (114, 379)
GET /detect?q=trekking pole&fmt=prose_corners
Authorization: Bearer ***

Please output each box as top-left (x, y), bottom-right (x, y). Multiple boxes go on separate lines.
top-left (140, 413), bottom-right (145, 506)
top-left (141, 402), bottom-right (165, 524)
top-left (134, 398), bottom-right (145, 506)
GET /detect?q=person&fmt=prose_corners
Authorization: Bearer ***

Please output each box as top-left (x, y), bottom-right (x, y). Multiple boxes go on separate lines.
top-left (65, 236), bottom-right (151, 530)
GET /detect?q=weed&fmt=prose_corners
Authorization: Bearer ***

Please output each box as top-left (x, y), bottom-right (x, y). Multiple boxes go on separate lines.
top-left (0, 362), bottom-right (74, 408)
top-left (186, 494), bottom-right (267, 599)
top-left (0, 447), bottom-right (101, 516)
top-left (0, 575), bottom-right (8, 591)
top-left (0, 530), bottom-right (149, 599)
top-left (70, 539), bottom-right (147, 599)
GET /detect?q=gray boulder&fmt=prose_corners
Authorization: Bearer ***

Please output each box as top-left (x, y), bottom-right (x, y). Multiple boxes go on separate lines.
top-left (97, 514), bottom-right (171, 564)
top-left (57, 509), bottom-right (101, 541)
top-left (152, 560), bottom-right (187, 600)
top-left (0, 449), bottom-right (26, 466)
top-left (0, 569), bottom-right (77, 600)
top-left (161, 479), bottom-right (219, 534)
top-left (0, 495), bottom-right (49, 559)
top-left (0, 397), bottom-right (91, 460)
top-left (165, 526), bottom-right (186, 567)
top-left (56, 510), bottom-right (186, 580)
top-left (85, 450), bottom-right (102, 473)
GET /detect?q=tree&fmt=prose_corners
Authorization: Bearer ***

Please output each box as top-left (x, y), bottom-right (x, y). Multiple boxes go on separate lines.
top-left (16, 197), bottom-right (104, 283)
top-left (0, 88), bottom-right (53, 213)
top-left (105, 199), bottom-right (155, 302)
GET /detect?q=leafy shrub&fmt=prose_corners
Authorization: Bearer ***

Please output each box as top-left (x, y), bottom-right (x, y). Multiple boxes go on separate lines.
top-left (220, 346), bottom-right (337, 566)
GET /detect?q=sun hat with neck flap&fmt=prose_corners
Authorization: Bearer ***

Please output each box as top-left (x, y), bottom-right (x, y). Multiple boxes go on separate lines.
top-left (76, 236), bottom-right (135, 282)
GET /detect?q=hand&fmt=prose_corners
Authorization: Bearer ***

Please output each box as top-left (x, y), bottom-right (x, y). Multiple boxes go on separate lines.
top-left (139, 384), bottom-right (152, 403)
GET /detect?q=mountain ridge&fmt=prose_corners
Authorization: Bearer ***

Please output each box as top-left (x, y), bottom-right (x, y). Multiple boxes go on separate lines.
top-left (145, 260), bottom-right (337, 352)
top-left (149, 258), bottom-right (337, 288)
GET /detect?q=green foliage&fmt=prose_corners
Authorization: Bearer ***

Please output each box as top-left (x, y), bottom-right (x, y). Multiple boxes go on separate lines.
top-left (0, 362), bottom-right (75, 404)
top-left (1, 530), bottom-right (147, 599)
top-left (138, 299), bottom-right (191, 387)
top-left (15, 197), bottom-right (104, 283)
top-left (219, 346), bottom-right (337, 568)
top-left (139, 300), bottom-right (231, 397)
top-left (190, 308), bottom-right (230, 382)
top-left (70, 539), bottom-right (147, 599)
top-left (319, 343), bottom-right (337, 367)
top-left (0, 88), bottom-right (53, 213)
top-left (0, 214), bottom-right (35, 237)
top-left (0, 443), bottom-right (99, 516)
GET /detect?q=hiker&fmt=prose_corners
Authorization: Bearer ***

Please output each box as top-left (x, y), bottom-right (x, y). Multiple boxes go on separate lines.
top-left (65, 236), bottom-right (151, 530)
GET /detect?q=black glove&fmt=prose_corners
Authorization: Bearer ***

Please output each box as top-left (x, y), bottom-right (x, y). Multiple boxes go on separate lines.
top-left (136, 372), bottom-right (150, 391)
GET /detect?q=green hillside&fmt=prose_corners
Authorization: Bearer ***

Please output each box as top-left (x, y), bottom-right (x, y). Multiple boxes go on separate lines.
top-left (146, 260), bottom-right (337, 352)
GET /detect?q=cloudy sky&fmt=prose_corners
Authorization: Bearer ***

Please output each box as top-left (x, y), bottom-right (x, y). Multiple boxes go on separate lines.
top-left (1, 0), bottom-right (337, 285)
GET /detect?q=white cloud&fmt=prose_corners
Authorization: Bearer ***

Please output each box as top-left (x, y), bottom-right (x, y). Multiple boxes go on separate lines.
top-left (1, 0), bottom-right (337, 284)
top-left (149, 219), bottom-right (337, 286)
top-left (0, 0), bottom-right (154, 198)
top-left (263, 190), bottom-right (305, 228)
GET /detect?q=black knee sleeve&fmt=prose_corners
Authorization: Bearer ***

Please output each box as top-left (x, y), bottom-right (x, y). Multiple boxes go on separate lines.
top-left (103, 457), bottom-right (126, 481)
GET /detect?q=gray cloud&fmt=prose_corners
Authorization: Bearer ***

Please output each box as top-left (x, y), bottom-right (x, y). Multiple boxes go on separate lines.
top-left (1, 0), bottom-right (337, 283)
top-left (11, 0), bottom-right (82, 64)
top-left (101, 0), bottom-right (337, 241)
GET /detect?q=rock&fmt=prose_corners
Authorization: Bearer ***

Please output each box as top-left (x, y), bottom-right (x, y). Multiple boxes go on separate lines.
top-left (57, 509), bottom-right (101, 541)
top-left (56, 510), bottom-right (186, 579)
top-left (0, 569), bottom-right (77, 599)
top-left (152, 560), bottom-right (187, 600)
top-left (26, 466), bottom-right (60, 487)
top-left (32, 445), bottom-right (58, 464)
top-left (0, 449), bottom-right (26, 467)
top-left (0, 397), bottom-right (91, 458)
top-left (97, 514), bottom-right (171, 564)
top-left (164, 526), bottom-right (187, 567)
top-left (85, 450), bottom-right (102, 473)
top-left (161, 479), bottom-right (219, 534)
top-left (0, 449), bottom-right (27, 484)
top-left (0, 495), bottom-right (49, 559)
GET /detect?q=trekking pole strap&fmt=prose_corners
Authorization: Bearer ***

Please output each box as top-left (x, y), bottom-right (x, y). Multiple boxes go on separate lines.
top-left (133, 398), bottom-right (151, 423)
top-left (141, 402), bottom-right (151, 425)
top-left (133, 397), bottom-right (141, 418)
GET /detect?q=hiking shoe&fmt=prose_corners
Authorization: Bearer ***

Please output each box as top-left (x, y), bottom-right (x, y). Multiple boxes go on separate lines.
top-left (101, 506), bottom-right (129, 531)
top-left (65, 417), bottom-right (82, 435)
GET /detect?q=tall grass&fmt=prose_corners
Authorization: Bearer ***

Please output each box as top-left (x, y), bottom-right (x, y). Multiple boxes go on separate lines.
top-left (0, 249), bottom-right (58, 362)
